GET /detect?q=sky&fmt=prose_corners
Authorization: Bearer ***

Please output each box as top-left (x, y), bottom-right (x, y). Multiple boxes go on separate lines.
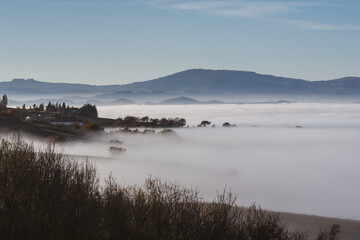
top-left (0, 0), bottom-right (359, 85)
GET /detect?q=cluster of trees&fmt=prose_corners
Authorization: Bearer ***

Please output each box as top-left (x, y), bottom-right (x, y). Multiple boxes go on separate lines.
top-left (114, 116), bottom-right (186, 128)
top-left (21, 103), bottom-right (45, 111)
top-left (0, 136), bottom-right (341, 240)
top-left (113, 127), bottom-right (176, 136)
top-left (80, 103), bottom-right (98, 118)
top-left (21, 102), bottom-right (98, 118)
top-left (198, 120), bottom-right (211, 127)
top-left (21, 102), bottom-right (69, 112)
top-left (0, 94), bottom-right (8, 111)
top-left (223, 122), bottom-right (237, 127)
top-left (196, 121), bottom-right (236, 128)
top-left (45, 102), bottom-right (68, 112)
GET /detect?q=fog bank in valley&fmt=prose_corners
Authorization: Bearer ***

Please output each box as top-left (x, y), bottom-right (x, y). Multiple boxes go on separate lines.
top-left (97, 103), bottom-right (360, 220)
top-left (98, 103), bottom-right (360, 128)
top-left (6, 103), bottom-right (360, 220)
top-left (74, 127), bottom-right (360, 220)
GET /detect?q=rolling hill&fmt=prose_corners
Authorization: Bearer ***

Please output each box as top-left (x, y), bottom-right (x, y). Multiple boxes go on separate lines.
top-left (1, 70), bottom-right (360, 100)
top-left (111, 69), bottom-right (360, 95)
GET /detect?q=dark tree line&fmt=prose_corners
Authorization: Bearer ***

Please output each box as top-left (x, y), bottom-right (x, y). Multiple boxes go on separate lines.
top-left (114, 116), bottom-right (186, 128)
top-left (20, 102), bottom-right (98, 118)
top-left (46, 102), bottom-right (68, 113)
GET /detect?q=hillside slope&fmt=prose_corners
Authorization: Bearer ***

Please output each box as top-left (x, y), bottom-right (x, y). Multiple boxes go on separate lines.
top-left (113, 69), bottom-right (360, 95)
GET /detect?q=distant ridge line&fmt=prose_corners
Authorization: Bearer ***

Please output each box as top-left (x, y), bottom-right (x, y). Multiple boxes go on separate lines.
top-left (1, 69), bottom-right (360, 96)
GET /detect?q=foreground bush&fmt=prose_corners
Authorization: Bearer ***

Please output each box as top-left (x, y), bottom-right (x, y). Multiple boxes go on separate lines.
top-left (0, 136), bottom-right (339, 240)
top-left (0, 135), bottom-right (101, 239)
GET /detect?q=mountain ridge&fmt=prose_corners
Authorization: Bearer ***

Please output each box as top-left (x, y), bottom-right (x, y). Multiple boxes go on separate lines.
top-left (1, 69), bottom-right (360, 97)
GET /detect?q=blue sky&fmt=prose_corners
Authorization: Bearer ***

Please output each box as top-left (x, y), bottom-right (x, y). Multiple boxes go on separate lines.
top-left (0, 0), bottom-right (359, 84)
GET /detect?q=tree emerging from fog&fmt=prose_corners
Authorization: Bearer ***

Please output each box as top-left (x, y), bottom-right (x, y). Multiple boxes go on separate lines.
top-left (0, 94), bottom-right (7, 111)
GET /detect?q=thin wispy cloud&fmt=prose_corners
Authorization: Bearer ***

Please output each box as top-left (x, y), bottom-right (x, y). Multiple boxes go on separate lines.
top-left (169, 1), bottom-right (325, 16)
top-left (49, 1), bottom-right (112, 7)
top-left (171, 1), bottom-right (313, 18)
top-left (281, 19), bottom-right (360, 31)
top-left (148, 0), bottom-right (360, 31)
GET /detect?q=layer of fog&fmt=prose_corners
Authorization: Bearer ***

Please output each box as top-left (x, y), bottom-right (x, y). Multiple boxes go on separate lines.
top-left (99, 104), bottom-right (360, 220)
top-left (98, 103), bottom-right (360, 128)
top-left (60, 127), bottom-right (360, 221)
top-left (7, 103), bottom-right (360, 220)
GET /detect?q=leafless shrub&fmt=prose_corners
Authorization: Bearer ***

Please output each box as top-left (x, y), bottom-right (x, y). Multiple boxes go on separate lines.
top-left (316, 224), bottom-right (341, 240)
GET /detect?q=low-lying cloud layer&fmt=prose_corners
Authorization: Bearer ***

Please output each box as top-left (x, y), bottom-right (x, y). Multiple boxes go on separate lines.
top-left (4, 103), bottom-right (360, 220)
top-left (98, 104), bottom-right (360, 220)
top-left (87, 127), bottom-right (360, 220)
top-left (98, 103), bottom-right (360, 128)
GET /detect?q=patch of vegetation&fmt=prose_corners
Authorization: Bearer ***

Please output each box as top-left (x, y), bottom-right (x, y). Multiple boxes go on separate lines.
top-left (81, 123), bottom-right (104, 131)
top-left (80, 103), bottom-right (98, 118)
top-left (0, 135), bottom-right (101, 239)
top-left (223, 122), bottom-right (237, 127)
top-left (109, 139), bottom-right (123, 145)
top-left (47, 135), bottom-right (65, 143)
top-left (114, 116), bottom-right (186, 128)
top-left (316, 224), bottom-right (341, 240)
top-left (109, 146), bottom-right (126, 155)
top-left (0, 109), bottom-right (21, 120)
top-left (198, 120), bottom-right (211, 127)
top-left (111, 127), bottom-right (173, 136)
top-left (159, 128), bottom-right (176, 135)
